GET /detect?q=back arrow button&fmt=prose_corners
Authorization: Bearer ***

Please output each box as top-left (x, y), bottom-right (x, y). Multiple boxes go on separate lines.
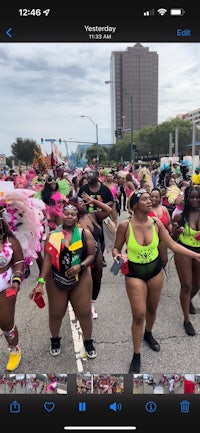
top-left (6, 28), bottom-right (12, 38)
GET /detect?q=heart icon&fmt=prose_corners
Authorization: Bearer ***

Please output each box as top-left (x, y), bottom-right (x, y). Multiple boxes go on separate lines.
top-left (44, 401), bottom-right (55, 412)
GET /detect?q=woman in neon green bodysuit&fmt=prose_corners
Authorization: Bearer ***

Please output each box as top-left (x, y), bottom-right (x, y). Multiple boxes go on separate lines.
top-left (172, 185), bottom-right (200, 336)
top-left (113, 188), bottom-right (200, 374)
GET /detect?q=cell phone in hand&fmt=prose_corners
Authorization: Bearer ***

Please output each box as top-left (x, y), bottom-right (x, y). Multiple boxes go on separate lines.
top-left (110, 256), bottom-right (124, 275)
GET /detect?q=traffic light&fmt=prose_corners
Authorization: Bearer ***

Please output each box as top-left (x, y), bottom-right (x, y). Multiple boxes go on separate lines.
top-left (41, 138), bottom-right (44, 144)
top-left (59, 138), bottom-right (62, 144)
top-left (118, 128), bottom-right (122, 138)
top-left (115, 130), bottom-right (118, 137)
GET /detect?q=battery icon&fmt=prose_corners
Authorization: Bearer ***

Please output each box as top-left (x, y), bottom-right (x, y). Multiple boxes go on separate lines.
top-left (170, 8), bottom-right (185, 16)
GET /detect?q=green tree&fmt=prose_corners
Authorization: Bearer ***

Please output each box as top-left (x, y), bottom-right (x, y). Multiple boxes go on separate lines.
top-left (85, 144), bottom-right (109, 166)
top-left (11, 137), bottom-right (41, 166)
top-left (108, 130), bottom-right (139, 164)
top-left (137, 118), bottom-right (195, 160)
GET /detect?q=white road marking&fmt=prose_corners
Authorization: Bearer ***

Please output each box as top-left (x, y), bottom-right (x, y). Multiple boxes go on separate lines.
top-left (68, 302), bottom-right (87, 372)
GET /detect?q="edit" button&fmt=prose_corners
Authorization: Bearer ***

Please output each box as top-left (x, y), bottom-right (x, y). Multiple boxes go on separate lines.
top-left (177, 29), bottom-right (191, 37)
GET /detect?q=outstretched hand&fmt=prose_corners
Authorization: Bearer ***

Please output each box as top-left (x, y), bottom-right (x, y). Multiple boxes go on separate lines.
top-left (81, 192), bottom-right (93, 204)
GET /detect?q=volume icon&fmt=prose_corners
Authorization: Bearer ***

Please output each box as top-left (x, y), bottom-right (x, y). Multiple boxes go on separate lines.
top-left (109, 402), bottom-right (122, 412)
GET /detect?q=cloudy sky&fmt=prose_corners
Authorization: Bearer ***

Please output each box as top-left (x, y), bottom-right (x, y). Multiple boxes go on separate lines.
top-left (0, 42), bottom-right (200, 157)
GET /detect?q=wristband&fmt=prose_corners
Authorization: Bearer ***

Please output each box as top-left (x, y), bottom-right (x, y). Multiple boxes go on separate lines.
top-left (80, 263), bottom-right (85, 272)
top-left (13, 260), bottom-right (24, 265)
top-left (38, 277), bottom-right (45, 284)
top-left (12, 276), bottom-right (21, 283)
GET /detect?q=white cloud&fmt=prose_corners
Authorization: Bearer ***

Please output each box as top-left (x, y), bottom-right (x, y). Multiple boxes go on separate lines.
top-left (0, 42), bottom-right (199, 156)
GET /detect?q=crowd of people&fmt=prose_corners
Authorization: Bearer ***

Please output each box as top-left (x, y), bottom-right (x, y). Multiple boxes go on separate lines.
top-left (133, 373), bottom-right (199, 394)
top-left (0, 373), bottom-right (67, 394)
top-left (0, 157), bottom-right (199, 374)
top-left (76, 373), bottom-right (124, 394)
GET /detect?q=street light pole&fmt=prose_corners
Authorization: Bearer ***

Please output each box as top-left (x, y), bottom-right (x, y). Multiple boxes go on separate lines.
top-left (122, 89), bottom-right (134, 164)
top-left (105, 81), bottom-right (134, 164)
top-left (130, 95), bottom-right (134, 164)
top-left (81, 115), bottom-right (99, 168)
top-left (192, 121), bottom-right (196, 172)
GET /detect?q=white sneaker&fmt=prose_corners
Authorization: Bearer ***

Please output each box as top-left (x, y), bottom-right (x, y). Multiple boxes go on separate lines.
top-left (91, 303), bottom-right (98, 319)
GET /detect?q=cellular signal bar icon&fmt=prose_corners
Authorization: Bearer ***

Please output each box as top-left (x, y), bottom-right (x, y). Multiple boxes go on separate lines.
top-left (157, 8), bottom-right (167, 16)
top-left (143, 9), bottom-right (155, 16)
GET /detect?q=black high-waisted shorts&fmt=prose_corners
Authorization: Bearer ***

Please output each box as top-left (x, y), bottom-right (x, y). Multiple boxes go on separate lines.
top-left (126, 256), bottom-right (163, 282)
top-left (178, 240), bottom-right (200, 253)
top-left (53, 271), bottom-right (79, 291)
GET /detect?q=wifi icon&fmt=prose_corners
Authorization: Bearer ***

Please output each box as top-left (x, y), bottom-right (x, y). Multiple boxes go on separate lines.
top-left (157, 8), bottom-right (167, 16)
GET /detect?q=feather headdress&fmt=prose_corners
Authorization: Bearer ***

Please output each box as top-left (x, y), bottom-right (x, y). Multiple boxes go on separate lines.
top-left (166, 184), bottom-right (180, 204)
top-left (0, 183), bottom-right (45, 265)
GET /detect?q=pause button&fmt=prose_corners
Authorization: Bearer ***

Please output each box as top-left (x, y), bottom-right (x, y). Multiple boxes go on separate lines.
top-left (78, 402), bottom-right (87, 412)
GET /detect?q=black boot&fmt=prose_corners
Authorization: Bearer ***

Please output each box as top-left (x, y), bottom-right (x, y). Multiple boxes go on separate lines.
top-left (144, 330), bottom-right (160, 351)
top-left (129, 353), bottom-right (141, 373)
top-left (184, 321), bottom-right (196, 336)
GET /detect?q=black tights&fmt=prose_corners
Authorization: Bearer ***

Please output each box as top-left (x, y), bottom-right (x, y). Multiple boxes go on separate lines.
top-left (118, 187), bottom-right (126, 210)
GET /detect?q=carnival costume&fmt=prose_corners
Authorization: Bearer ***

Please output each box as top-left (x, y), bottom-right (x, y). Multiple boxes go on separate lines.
top-left (0, 182), bottom-right (46, 371)
top-left (46, 225), bottom-right (87, 290)
top-left (126, 218), bottom-right (163, 282)
top-left (178, 223), bottom-right (200, 252)
top-left (0, 182), bottom-right (46, 274)
top-left (166, 184), bottom-right (183, 218)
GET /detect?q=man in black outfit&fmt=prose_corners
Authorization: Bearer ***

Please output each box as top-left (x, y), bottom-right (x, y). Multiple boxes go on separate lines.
top-left (78, 169), bottom-right (114, 266)
top-left (117, 174), bottom-right (126, 211)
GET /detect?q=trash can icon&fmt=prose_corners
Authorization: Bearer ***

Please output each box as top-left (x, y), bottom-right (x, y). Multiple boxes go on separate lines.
top-left (180, 400), bottom-right (190, 413)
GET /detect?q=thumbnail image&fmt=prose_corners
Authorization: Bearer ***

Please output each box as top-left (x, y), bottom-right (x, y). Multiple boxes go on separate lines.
top-left (25, 374), bottom-right (46, 393)
top-left (0, 373), bottom-right (67, 394)
top-left (132, 373), bottom-right (200, 394)
top-left (76, 373), bottom-right (92, 394)
top-left (76, 373), bottom-right (124, 394)
top-left (46, 374), bottom-right (67, 394)
top-left (93, 374), bottom-right (124, 394)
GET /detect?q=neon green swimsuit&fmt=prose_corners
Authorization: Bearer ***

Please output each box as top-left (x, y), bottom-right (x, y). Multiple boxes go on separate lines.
top-left (179, 223), bottom-right (200, 249)
top-left (127, 218), bottom-right (159, 264)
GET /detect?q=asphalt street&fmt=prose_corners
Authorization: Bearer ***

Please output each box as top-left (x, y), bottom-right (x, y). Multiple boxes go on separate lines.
top-left (1, 209), bottom-right (200, 375)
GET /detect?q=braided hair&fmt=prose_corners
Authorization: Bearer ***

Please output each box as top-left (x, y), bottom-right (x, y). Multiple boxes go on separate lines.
top-left (180, 185), bottom-right (200, 227)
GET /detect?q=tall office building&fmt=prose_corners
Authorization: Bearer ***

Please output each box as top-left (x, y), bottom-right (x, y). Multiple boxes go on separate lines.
top-left (107, 43), bottom-right (158, 145)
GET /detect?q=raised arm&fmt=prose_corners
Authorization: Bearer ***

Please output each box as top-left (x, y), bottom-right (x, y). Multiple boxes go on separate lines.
top-left (81, 192), bottom-right (112, 222)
